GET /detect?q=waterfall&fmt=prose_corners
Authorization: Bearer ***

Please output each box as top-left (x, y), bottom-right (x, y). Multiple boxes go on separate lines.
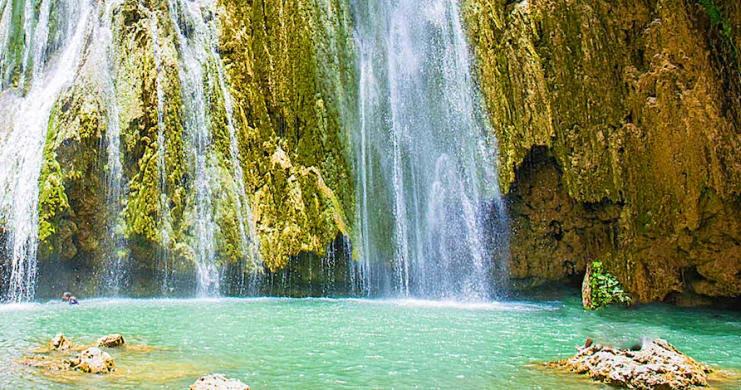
top-left (150, 10), bottom-right (173, 296)
top-left (0, 0), bottom-right (258, 300)
top-left (167, 0), bottom-right (258, 297)
top-left (0, 0), bottom-right (90, 302)
top-left (99, 0), bottom-right (128, 295)
top-left (353, 0), bottom-right (509, 300)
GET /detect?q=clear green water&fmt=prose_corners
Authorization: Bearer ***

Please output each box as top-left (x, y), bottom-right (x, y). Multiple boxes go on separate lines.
top-left (0, 297), bottom-right (739, 389)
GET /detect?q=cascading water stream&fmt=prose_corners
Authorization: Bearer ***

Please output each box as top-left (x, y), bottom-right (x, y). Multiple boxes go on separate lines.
top-left (0, 0), bottom-right (91, 302)
top-left (148, 5), bottom-right (176, 296)
top-left (353, 0), bottom-right (509, 300)
top-left (98, 0), bottom-right (128, 295)
top-left (167, 0), bottom-right (218, 297)
top-left (168, 0), bottom-right (257, 296)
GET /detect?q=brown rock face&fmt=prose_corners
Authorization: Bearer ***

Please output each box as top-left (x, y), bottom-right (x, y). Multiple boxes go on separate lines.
top-left (550, 339), bottom-right (712, 389)
top-left (464, 0), bottom-right (741, 304)
top-left (95, 334), bottom-right (125, 348)
top-left (507, 147), bottom-right (620, 290)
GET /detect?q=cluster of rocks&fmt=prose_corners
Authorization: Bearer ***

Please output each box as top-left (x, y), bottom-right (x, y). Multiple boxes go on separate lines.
top-left (21, 334), bottom-right (250, 388)
top-left (21, 333), bottom-right (124, 374)
top-left (549, 338), bottom-right (713, 389)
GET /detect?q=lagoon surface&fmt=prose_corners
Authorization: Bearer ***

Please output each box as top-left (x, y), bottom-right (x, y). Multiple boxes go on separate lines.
top-left (1, 297), bottom-right (740, 389)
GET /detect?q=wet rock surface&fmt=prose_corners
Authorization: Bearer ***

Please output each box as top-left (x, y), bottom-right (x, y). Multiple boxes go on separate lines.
top-left (19, 333), bottom-right (142, 376)
top-left (190, 374), bottom-right (250, 390)
top-left (95, 334), bottom-right (125, 348)
top-left (50, 334), bottom-right (73, 351)
top-left (68, 347), bottom-right (115, 374)
top-left (549, 338), bottom-right (712, 389)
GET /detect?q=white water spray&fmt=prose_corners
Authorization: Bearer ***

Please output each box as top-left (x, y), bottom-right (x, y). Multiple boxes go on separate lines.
top-left (0, 0), bottom-right (91, 302)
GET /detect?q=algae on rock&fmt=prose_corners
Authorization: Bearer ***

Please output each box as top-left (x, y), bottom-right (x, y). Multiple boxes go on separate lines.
top-left (217, 0), bottom-right (357, 272)
top-left (29, 0), bottom-right (357, 296)
top-left (464, 0), bottom-right (741, 303)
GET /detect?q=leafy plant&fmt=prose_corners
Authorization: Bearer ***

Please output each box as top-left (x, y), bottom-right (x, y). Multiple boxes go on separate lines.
top-left (585, 261), bottom-right (632, 310)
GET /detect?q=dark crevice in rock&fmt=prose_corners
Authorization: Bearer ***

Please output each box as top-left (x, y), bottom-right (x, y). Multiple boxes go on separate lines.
top-left (505, 146), bottom-right (621, 293)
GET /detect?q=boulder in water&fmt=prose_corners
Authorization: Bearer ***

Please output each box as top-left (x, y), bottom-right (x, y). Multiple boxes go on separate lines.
top-left (95, 334), bottom-right (125, 348)
top-left (50, 334), bottom-right (73, 351)
top-left (190, 374), bottom-right (250, 390)
top-left (68, 347), bottom-right (115, 374)
top-left (549, 338), bottom-right (712, 389)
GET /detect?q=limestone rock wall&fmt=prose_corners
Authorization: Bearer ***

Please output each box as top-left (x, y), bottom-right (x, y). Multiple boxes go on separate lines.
top-left (217, 0), bottom-right (356, 272)
top-left (464, 0), bottom-right (741, 303)
top-left (31, 0), bottom-right (356, 295)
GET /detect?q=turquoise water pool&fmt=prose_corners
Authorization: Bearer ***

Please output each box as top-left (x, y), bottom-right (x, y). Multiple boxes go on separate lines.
top-left (0, 296), bottom-right (739, 388)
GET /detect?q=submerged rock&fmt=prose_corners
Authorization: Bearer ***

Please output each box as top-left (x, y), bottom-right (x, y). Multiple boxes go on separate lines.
top-left (19, 355), bottom-right (69, 371)
top-left (550, 338), bottom-right (712, 389)
top-left (68, 347), bottom-right (115, 374)
top-left (190, 374), bottom-right (250, 390)
top-left (95, 334), bottom-right (125, 348)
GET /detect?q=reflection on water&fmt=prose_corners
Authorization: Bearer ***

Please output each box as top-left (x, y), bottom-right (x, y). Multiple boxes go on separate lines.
top-left (0, 297), bottom-right (739, 389)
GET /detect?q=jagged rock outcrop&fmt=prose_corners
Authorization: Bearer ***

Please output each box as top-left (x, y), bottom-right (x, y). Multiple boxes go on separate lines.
top-left (50, 334), bottom-right (75, 351)
top-left (95, 334), bottom-right (126, 348)
top-left (464, 0), bottom-right (741, 304)
top-left (549, 339), bottom-right (712, 389)
top-left (68, 347), bottom-right (115, 374)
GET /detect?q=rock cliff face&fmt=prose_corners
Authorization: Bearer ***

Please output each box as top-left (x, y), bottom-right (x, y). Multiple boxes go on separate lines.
top-left (28, 0), bottom-right (356, 295)
top-left (217, 0), bottom-right (356, 273)
top-left (464, 0), bottom-right (740, 304)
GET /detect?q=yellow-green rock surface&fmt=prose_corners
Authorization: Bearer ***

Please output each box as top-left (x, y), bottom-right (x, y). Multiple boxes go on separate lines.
top-left (34, 0), bottom-right (356, 293)
top-left (464, 0), bottom-right (740, 303)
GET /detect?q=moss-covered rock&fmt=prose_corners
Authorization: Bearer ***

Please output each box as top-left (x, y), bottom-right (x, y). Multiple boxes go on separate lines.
top-left (30, 0), bottom-right (357, 296)
top-left (217, 0), bottom-right (356, 271)
top-left (38, 81), bottom-right (107, 265)
top-left (464, 0), bottom-right (741, 303)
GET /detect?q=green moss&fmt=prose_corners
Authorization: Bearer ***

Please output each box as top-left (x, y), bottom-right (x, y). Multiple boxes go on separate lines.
top-left (37, 130), bottom-right (70, 243)
top-left (217, 0), bottom-right (357, 270)
top-left (34, 0), bottom-right (358, 281)
top-left (697, 0), bottom-right (739, 73)
top-left (1, 0), bottom-right (30, 88)
top-left (37, 80), bottom-right (107, 260)
top-left (699, 0), bottom-right (732, 39)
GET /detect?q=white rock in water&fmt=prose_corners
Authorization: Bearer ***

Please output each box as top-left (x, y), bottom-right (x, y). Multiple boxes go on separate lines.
top-left (50, 334), bottom-right (72, 350)
top-left (68, 347), bottom-right (115, 374)
top-left (552, 338), bottom-right (712, 389)
top-left (190, 374), bottom-right (250, 390)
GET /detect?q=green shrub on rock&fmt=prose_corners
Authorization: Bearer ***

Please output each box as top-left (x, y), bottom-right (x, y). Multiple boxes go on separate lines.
top-left (582, 261), bottom-right (632, 310)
